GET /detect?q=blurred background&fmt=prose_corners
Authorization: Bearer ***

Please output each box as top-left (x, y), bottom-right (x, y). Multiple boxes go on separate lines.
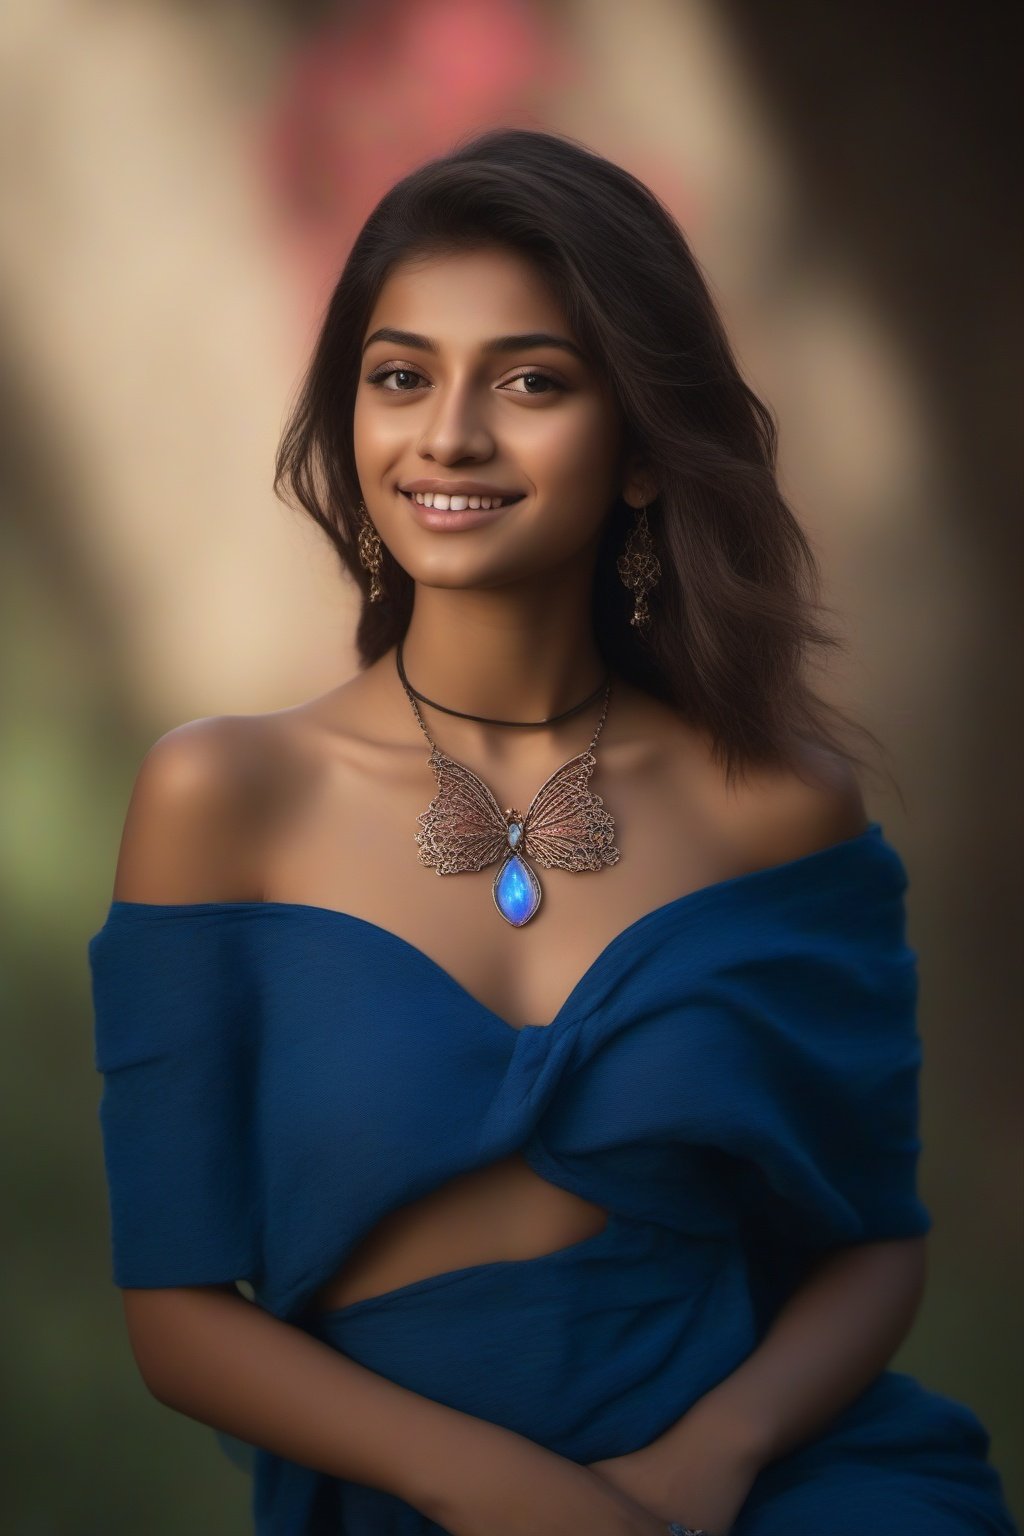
top-left (2, 0), bottom-right (1020, 1530)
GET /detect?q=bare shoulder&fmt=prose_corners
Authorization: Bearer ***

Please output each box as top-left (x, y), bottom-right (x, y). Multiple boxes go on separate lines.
top-left (727, 740), bottom-right (870, 869)
top-left (613, 685), bottom-right (868, 874)
top-left (111, 713), bottom-right (285, 905)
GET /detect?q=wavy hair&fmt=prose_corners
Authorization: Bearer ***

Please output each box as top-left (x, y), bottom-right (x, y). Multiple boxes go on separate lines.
top-left (274, 126), bottom-right (888, 790)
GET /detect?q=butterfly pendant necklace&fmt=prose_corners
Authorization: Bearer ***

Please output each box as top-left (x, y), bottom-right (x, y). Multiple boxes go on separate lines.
top-left (395, 638), bottom-right (620, 927)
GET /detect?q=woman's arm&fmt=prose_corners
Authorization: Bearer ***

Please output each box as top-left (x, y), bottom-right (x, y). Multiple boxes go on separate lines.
top-left (122, 1283), bottom-right (665, 1534)
top-left (664, 1234), bottom-right (928, 1466)
top-left (682, 764), bottom-right (930, 1464)
top-left (124, 1280), bottom-right (512, 1505)
top-left (587, 1236), bottom-right (928, 1532)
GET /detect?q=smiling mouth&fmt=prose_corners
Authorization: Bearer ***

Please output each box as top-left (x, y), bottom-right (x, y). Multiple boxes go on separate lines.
top-left (399, 489), bottom-right (525, 511)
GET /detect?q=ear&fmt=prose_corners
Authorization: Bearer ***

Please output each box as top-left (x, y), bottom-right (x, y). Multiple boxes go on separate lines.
top-left (620, 473), bottom-right (660, 509)
top-left (620, 456), bottom-right (658, 509)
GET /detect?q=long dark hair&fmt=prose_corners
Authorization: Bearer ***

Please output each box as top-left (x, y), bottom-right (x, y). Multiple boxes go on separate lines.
top-left (275, 126), bottom-right (888, 790)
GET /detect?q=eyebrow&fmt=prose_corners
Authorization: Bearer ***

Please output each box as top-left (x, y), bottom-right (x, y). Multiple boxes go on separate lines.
top-left (361, 327), bottom-right (588, 364)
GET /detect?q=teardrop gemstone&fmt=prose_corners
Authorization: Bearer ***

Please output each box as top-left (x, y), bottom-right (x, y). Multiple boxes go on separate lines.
top-left (493, 853), bottom-right (542, 926)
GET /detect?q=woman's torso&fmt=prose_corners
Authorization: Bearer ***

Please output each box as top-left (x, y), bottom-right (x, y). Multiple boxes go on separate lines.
top-left (225, 650), bottom-right (857, 1316)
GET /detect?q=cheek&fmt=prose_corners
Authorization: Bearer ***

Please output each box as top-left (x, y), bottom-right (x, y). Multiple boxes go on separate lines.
top-left (352, 396), bottom-right (373, 474)
top-left (353, 395), bottom-right (403, 469)
top-left (522, 403), bottom-right (620, 489)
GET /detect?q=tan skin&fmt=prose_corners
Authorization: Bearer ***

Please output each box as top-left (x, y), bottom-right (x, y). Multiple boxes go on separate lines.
top-left (111, 245), bottom-right (926, 1534)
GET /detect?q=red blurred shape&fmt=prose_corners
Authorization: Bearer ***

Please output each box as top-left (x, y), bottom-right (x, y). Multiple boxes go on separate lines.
top-left (260, 0), bottom-right (578, 306)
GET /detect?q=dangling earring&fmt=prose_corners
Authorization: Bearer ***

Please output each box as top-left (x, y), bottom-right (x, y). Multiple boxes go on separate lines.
top-left (356, 500), bottom-right (385, 602)
top-left (616, 502), bottom-right (661, 631)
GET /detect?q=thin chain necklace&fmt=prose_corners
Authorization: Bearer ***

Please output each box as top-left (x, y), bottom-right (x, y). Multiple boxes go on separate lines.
top-left (395, 637), bottom-right (620, 927)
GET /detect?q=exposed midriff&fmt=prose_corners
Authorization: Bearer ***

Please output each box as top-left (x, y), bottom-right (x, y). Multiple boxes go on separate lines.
top-left (306, 1150), bottom-right (609, 1314)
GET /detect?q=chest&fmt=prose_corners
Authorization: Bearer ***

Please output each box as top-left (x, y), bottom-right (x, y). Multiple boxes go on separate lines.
top-left (259, 740), bottom-right (747, 1030)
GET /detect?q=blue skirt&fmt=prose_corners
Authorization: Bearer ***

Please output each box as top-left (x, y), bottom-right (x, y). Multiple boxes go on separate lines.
top-left (241, 1214), bottom-right (1016, 1535)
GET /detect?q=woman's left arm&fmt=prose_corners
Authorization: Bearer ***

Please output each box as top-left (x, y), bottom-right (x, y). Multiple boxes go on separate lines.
top-left (678, 1233), bottom-right (928, 1464)
top-left (589, 1235), bottom-right (928, 1529)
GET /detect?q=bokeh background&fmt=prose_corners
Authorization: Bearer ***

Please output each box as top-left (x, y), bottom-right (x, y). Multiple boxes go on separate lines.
top-left (2, 1), bottom-right (1020, 1530)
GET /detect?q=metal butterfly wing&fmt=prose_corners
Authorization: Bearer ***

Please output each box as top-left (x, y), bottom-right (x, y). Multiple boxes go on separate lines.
top-left (519, 748), bottom-right (620, 873)
top-left (413, 748), bottom-right (510, 876)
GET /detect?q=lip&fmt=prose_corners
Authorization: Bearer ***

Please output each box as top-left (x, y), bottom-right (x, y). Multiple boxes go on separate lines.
top-left (399, 487), bottom-right (521, 532)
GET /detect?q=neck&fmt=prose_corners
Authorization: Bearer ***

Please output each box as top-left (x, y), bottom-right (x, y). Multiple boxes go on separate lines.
top-left (395, 586), bottom-right (609, 754)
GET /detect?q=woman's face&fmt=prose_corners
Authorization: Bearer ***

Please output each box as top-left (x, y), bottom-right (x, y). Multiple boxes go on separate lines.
top-left (354, 244), bottom-right (635, 593)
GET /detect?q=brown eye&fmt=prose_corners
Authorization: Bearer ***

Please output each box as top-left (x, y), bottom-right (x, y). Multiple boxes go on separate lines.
top-left (502, 371), bottom-right (563, 395)
top-left (366, 366), bottom-right (426, 391)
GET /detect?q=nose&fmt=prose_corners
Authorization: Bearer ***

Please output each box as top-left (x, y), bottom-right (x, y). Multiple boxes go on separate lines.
top-left (416, 376), bottom-right (495, 464)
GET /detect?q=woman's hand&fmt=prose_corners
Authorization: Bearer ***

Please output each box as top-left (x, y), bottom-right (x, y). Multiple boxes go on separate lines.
top-left (423, 1421), bottom-right (673, 1536)
top-left (586, 1406), bottom-right (764, 1536)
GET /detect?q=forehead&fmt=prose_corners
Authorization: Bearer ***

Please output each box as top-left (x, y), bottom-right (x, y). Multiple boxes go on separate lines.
top-left (364, 245), bottom-right (571, 344)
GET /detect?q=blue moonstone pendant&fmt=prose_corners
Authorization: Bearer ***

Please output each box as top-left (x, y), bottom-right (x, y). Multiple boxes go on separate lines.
top-left (492, 812), bottom-right (542, 926)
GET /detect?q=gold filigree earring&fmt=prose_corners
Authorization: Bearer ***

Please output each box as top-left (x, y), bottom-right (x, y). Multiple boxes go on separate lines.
top-left (356, 500), bottom-right (385, 602)
top-left (616, 501), bottom-right (661, 631)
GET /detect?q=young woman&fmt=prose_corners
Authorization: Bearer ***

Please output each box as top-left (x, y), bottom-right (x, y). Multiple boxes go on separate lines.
top-left (89, 129), bottom-right (1017, 1536)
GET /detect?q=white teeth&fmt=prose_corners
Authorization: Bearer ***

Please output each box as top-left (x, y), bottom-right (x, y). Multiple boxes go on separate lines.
top-left (409, 491), bottom-right (514, 510)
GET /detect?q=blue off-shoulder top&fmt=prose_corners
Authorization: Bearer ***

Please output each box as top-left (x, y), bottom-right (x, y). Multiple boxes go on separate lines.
top-left (87, 823), bottom-right (1018, 1536)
